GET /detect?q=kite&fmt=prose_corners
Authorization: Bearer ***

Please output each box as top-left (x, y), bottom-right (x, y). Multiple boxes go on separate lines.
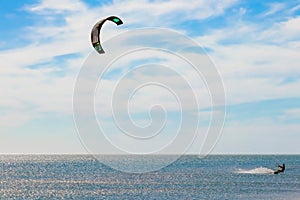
top-left (91, 16), bottom-right (123, 54)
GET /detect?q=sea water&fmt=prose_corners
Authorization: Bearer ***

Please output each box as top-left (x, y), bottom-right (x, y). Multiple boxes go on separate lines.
top-left (0, 155), bottom-right (299, 199)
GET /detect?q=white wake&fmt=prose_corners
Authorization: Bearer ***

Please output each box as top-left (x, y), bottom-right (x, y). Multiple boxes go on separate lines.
top-left (236, 167), bottom-right (274, 174)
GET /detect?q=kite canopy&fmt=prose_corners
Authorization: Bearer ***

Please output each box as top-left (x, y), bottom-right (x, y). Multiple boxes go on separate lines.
top-left (91, 16), bottom-right (123, 54)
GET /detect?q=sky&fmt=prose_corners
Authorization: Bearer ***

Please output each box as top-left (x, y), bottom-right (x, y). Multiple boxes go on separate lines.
top-left (0, 0), bottom-right (300, 154)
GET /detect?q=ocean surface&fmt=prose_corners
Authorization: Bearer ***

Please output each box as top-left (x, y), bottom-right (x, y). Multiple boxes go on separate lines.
top-left (0, 155), bottom-right (299, 199)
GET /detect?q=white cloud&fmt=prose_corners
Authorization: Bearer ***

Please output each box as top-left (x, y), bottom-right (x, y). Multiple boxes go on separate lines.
top-left (25, 0), bottom-right (84, 13)
top-left (0, 111), bottom-right (32, 127)
top-left (212, 121), bottom-right (300, 154)
top-left (0, 130), bottom-right (86, 154)
top-left (1, 0), bottom-right (300, 153)
top-left (290, 4), bottom-right (300, 13)
top-left (279, 108), bottom-right (300, 121)
top-left (258, 17), bottom-right (300, 44)
top-left (261, 2), bottom-right (286, 17)
top-left (97, 0), bottom-right (237, 26)
top-left (195, 13), bottom-right (300, 105)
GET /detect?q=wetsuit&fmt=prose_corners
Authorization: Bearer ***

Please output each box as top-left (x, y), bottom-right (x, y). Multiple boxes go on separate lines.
top-left (274, 164), bottom-right (285, 174)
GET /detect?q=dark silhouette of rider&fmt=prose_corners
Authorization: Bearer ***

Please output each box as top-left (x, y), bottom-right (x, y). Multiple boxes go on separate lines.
top-left (274, 163), bottom-right (285, 174)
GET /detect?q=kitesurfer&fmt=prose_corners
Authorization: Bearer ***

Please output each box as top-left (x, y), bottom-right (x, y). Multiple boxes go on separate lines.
top-left (274, 163), bottom-right (285, 174)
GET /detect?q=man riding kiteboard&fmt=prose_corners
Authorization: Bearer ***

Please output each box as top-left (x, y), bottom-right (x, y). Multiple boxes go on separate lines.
top-left (274, 163), bottom-right (285, 174)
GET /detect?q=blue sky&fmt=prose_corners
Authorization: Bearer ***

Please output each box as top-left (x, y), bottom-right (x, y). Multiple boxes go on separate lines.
top-left (1, 0), bottom-right (300, 154)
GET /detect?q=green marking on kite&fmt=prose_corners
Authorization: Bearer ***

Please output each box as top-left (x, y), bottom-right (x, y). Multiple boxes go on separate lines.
top-left (113, 18), bottom-right (120, 23)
